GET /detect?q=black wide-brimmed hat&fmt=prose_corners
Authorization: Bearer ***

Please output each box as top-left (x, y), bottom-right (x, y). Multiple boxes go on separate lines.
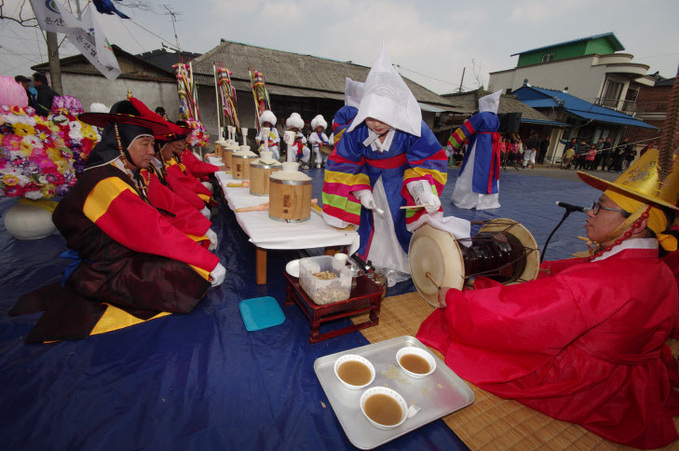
top-left (79, 99), bottom-right (173, 136)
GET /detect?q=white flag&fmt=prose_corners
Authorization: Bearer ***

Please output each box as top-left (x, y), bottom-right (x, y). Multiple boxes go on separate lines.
top-left (79, 8), bottom-right (121, 80)
top-left (29, 0), bottom-right (121, 81)
top-left (28, 0), bottom-right (69, 33)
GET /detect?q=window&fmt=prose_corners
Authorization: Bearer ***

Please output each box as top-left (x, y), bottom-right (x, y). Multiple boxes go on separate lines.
top-left (601, 80), bottom-right (624, 108)
top-left (542, 53), bottom-right (555, 63)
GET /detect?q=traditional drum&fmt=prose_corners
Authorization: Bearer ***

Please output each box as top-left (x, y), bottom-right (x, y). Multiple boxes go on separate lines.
top-left (269, 162), bottom-right (312, 223)
top-left (232, 145), bottom-right (258, 180)
top-left (320, 144), bottom-right (333, 155)
top-left (250, 150), bottom-right (282, 196)
top-left (409, 219), bottom-right (540, 307)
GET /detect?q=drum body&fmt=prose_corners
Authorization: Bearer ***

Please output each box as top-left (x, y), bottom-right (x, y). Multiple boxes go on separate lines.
top-left (320, 144), bottom-right (332, 155)
top-left (268, 178), bottom-right (312, 223)
top-left (409, 219), bottom-right (540, 307)
top-left (249, 162), bottom-right (282, 196)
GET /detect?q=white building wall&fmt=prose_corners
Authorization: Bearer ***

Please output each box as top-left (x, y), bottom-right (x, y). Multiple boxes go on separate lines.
top-left (488, 57), bottom-right (608, 103)
top-left (61, 74), bottom-right (180, 116)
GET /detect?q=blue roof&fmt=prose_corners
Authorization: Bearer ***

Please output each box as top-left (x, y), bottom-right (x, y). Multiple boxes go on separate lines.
top-left (510, 32), bottom-right (624, 57)
top-left (513, 86), bottom-right (656, 129)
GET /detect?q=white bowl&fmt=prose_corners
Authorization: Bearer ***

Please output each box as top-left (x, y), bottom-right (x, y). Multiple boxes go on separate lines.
top-left (396, 346), bottom-right (436, 378)
top-left (334, 354), bottom-right (375, 390)
top-left (285, 259), bottom-right (300, 278)
top-left (360, 387), bottom-right (408, 430)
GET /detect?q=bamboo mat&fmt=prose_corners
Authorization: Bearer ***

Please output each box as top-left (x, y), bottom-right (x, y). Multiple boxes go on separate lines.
top-left (352, 291), bottom-right (679, 450)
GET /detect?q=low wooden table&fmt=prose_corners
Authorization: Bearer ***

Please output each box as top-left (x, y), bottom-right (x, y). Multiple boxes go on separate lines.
top-left (284, 272), bottom-right (383, 343)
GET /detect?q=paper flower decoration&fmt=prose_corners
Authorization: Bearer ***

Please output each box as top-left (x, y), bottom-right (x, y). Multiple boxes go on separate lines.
top-left (0, 105), bottom-right (101, 199)
top-left (184, 118), bottom-right (210, 147)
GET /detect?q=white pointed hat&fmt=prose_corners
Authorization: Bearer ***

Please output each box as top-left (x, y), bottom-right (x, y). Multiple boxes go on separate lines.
top-left (479, 90), bottom-right (502, 114)
top-left (348, 44), bottom-right (422, 137)
top-left (344, 77), bottom-right (364, 108)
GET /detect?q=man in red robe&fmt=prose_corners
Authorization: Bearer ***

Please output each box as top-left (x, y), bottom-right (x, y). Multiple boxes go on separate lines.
top-left (12, 99), bottom-right (226, 343)
top-left (417, 148), bottom-right (679, 449)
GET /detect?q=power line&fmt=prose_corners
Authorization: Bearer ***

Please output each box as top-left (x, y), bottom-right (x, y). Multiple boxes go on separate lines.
top-left (394, 64), bottom-right (459, 87)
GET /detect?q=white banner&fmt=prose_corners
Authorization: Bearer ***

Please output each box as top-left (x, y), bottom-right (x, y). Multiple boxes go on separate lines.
top-left (28, 0), bottom-right (121, 81)
top-left (28, 0), bottom-right (69, 33)
top-left (78, 8), bottom-right (121, 80)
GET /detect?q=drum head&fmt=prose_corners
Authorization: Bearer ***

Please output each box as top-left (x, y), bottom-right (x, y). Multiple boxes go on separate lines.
top-left (320, 144), bottom-right (332, 155)
top-left (478, 218), bottom-right (540, 284)
top-left (409, 224), bottom-right (465, 308)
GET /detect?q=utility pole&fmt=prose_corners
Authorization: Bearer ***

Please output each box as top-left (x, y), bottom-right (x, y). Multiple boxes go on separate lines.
top-left (46, 31), bottom-right (63, 94)
top-left (458, 67), bottom-right (465, 93)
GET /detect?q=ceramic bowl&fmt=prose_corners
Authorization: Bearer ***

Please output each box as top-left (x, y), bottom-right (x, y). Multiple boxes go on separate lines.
top-left (333, 354), bottom-right (375, 390)
top-left (285, 259), bottom-right (300, 278)
top-left (395, 346), bottom-right (436, 378)
top-left (359, 387), bottom-right (408, 430)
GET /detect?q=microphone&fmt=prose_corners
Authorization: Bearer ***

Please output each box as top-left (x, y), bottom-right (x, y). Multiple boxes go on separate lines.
top-left (555, 201), bottom-right (587, 213)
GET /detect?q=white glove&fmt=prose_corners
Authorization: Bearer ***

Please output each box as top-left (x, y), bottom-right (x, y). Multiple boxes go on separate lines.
top-left (418, 191), bottom-right (441, 213)
top-left (210, 262), bottom-right (226, 287)
top-left (200, 206), bottom-right (212, 219)
top-left (353, 189), bottom-right (377, 210)
top-left (407, 180), bottom-right (441, 214)
top-left (205, 228), bottom-right (218, 251)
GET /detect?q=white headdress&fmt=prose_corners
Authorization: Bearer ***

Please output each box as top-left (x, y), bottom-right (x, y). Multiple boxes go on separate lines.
top-left (286, 112), bottom-right (304, 130)
top-left (259, 110), bottom-right (277, 126)
top-left (478, 90), bottom-right (502, 114)
top-left (344, 77), bottom-right (364, 108)
top-left (310, 114), bottom-right (327, 131)
top-left (89, 102), bottom-right (110, 113)
top-left (348, 44), bottom-right (422, 137)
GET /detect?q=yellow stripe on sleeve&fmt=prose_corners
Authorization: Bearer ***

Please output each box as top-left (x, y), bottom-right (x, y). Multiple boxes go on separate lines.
top-left (83, 177), bottom-right (137, 223)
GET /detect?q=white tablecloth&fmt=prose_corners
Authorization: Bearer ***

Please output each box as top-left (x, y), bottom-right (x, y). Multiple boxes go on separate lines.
top-left (211, 159), bottom-right (358, 251)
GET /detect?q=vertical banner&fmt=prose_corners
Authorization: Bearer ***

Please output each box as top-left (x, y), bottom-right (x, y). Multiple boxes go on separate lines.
top-left (215, 65), bottom-right (240, 133)
top-left (248, 69), bottom-right (271, 133)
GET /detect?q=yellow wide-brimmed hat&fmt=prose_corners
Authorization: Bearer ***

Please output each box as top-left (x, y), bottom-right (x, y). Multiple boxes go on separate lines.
top-left (578, 147), bottom-right (679, 211)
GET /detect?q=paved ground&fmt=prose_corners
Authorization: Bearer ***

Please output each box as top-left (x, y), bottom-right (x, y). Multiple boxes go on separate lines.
top-left (486, 163), bottom-right (621, 183)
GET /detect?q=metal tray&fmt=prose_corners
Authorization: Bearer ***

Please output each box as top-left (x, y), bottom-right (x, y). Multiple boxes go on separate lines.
top-left (314, 335), bottom-right (474, 450)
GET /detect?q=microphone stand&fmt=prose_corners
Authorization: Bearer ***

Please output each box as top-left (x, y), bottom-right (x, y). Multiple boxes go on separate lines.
top-left (541, 209), bottom-right (574, 262)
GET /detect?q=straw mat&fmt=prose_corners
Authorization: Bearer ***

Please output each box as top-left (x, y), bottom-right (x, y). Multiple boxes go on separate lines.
top-left (352, 291), bottom-right (679, 450)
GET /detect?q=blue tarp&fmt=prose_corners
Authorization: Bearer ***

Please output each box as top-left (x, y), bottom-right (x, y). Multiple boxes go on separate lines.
top-left (0, 166), bottom-right (599, 450)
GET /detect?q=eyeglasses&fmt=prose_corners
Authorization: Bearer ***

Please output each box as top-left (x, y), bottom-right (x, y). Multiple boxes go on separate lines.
top-left (589, 201), bottom-right (630, 217)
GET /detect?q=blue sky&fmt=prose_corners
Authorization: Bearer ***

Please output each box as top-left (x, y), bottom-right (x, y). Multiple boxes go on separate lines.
top-left (1, 0), bottom-right (678, 94)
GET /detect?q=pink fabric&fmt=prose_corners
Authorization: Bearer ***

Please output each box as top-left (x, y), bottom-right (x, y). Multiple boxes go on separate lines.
top-left (0, 76), bottom-right (28, 108)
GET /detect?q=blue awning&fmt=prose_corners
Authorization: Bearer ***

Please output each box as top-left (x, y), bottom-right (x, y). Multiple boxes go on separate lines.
top-left (515, 86), bottom-right (657, 130)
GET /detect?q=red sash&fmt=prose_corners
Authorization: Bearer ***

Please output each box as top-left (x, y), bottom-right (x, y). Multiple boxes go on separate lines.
top-left (480, 131), bottom-right (501, 194)
top-left (364, 153), bottom-right (408, 169)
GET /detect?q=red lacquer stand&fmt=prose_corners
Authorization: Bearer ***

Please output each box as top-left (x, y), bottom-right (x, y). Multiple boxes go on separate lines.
top-left (284, 272), bottom-right (383, 343)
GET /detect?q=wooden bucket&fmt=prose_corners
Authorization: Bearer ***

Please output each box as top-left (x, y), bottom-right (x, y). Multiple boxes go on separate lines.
top-left (222, 149), bottom-right (234, 169)
top-left (269, 176), bottom-right (312, 223)
top-left (232, 154), bottom-right (258, 180)
top-left (249, 161), bottom-right (282, 196)
top-left (408, 219), bottom-right (540, 307)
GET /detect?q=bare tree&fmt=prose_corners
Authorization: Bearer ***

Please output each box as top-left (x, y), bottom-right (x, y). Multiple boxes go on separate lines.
top-left (0, 0), bottom-right (38, 26)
